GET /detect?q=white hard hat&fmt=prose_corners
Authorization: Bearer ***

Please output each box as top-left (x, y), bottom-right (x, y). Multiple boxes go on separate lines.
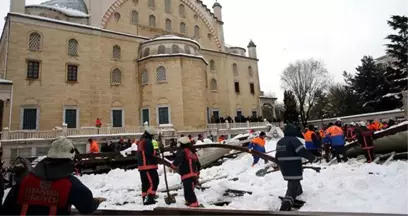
top-left (350, 122), bottom-right (356, 126)
top-left (359, 121), bottom-right (366, 126)
top-left (336, 118), bottom-right (341, 122)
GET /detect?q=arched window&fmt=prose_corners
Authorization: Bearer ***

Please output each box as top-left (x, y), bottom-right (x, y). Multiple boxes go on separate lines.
top-left (114, 12), bottom-right (121, 21)
top-left (143, 48), bottom-right (150, 57)
top-left (113, 45), bottom-right (121, 59)
top-left (179, 4), bottom-right (185, 17)
top-left (210, 60), bottom-right (215, 71)
top-left (180, 22), bottom-right (186, 34)
top-left (111, 68), bottom-right (122, 84)
top-left (194, 25), bottom-right (200, 38)
top-left (29, 32), bottom-right (41, 51)
top-left (148, 0), bottom-right (156, 9)
top-left (156, 66), bottom-right (167, 82)
top-left (131, 10), bottom-right (139, 24)
top-left (172, 45), bottom-right (180, 54)
top-left (248, 66), bottom-right (253, 77)
top-left (184, 45), bottom-right (191, 54)
top-left (165, 0), bottom-right (171, 13)
top-left (165, 19), bottom-right (172, 32)
top-left (149, 15), bottom-right (156, 27)
top-left (158, 45), bottom-right (166, 54)
top-left (141, 69), bottom-right (148, 85)
top-left (210, 79), bottom-right (218, 90)
top-left (67, 39), bottom-right (78, 56)
top-left (232, 63), bottom-right (238, 77)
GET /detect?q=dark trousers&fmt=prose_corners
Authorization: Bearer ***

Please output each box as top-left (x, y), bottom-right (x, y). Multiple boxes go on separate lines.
top-left (182, 178), bottom-right (199, 207)
top-left (363, 148), bottom-right (374, 163)
top-left (139, 169), bottom-right (159, 204)
top-left (307, 149), bottom-right (321, 157)
top-left (324, 144), bottom-right (331, 162)
top-left (333, 146), bottom-right (348, 163)
top-left (280, 180), bottom-right (303, 211)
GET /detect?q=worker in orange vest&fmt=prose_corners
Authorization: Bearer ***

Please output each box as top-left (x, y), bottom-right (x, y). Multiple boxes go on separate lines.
top-left (88, 138), bottom-right (100, 153)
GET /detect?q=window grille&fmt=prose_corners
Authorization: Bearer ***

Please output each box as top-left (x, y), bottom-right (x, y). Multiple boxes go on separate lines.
top-left (180, 22), bottom-right (186, 34)
top-left (185, 46), bottom-right (191, 54)
top-left (194, 25), bottom-right (200, 38)
top-left (67, 65), bottom-right (78, 82)
top-left (233, 63), bottom-right (238, 77)
top-left (149, 15), bottom-right (156, 27)
top-left (68, 39), bottom-right (78, 56)
top-left (179, 4), bottom-right (185, 17)
top-left (141, 69), bottom-right (148, 84)
top-left (111, 68), bottom-right (122, 84)
top-left (113, 45), bottom-right (121, 59)
top-left (27, 61), bottom-right (40, 79)
top-left (165, 0), bottom-right (171, 13)
top-left (165, 19), bottom-right (172, 31)
top-left (148, 0), bottom-right (156, 9)
top-left (248, 66), bottom-right (253, 77)
top-left (131, 10), bottom-right (139, 24)
top-left (156, 66), bottom-right (166, 82)
top-left (172, 45), bottom-right (180, 54)
top-left (29, 32), bottom-right (41, 51)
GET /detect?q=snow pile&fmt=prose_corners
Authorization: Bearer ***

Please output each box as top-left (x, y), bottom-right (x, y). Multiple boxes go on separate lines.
top-left (76, 138), bottom-right (408, 214)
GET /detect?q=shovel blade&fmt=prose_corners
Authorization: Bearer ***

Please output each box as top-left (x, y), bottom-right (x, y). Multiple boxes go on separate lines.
top-left (164, 195), bottom-right (176, 205)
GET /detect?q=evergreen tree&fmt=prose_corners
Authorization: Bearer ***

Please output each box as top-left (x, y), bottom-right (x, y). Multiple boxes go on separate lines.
top-left (343, 56), bottom-right (390, 111)
top-left (383, 15), bottom-right (408, 105)
top-left (283, 90), bottom-right (299, 123)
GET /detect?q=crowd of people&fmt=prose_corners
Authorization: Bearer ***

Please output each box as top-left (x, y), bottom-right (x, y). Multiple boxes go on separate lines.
top-left (0, 117), bottom-right (402, 213)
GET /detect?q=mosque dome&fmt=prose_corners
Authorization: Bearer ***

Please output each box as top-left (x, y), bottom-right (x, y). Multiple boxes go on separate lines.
top-left (41, 0), bottom-right (88, 14)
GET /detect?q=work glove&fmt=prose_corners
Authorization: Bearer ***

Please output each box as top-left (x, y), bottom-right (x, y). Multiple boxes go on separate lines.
top-left (94, 197), bottom-right (107, 204)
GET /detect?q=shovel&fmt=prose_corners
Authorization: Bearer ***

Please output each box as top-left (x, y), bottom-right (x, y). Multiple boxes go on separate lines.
top-left (159, 134), bottom-right (176, 205)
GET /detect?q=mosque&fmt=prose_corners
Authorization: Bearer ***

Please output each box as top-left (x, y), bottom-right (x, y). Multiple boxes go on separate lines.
top-left (0, 0), bottom-right (263, 131)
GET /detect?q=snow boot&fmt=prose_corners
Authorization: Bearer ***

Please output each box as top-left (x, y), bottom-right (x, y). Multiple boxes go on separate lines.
top-left (143, 195), bottom-right (157, 205)
top-left (279, 201), bottom-right (292, 211)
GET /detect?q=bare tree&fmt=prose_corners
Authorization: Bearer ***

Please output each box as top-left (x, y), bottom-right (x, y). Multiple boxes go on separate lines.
top-left (280, 59), bottom-right (330, 126)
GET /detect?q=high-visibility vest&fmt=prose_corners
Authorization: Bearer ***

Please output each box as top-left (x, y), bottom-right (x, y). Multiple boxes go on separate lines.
top-left (152, 140), bottom-right (159, 150)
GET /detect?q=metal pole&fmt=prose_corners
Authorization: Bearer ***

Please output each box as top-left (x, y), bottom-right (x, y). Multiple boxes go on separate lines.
top-left (8, 84), bottom-right (13, 129)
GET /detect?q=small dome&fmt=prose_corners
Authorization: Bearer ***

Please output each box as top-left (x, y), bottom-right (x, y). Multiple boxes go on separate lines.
top-left (248, 40), bottom-right (256, 48)
top-left (212, 1), bottom-right (222, 8)
top-left (41, 0), bottom-right (88, 14)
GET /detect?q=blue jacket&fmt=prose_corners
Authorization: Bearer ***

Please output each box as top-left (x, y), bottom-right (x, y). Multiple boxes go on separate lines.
top-left (326, 126), bottom-right (345, 147)
top-left (248, 137), bottom-right (266, 153)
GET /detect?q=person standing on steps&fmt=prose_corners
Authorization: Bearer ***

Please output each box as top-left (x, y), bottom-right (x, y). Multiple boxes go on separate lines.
top-left (2, 137), bottom-right (106, 215)
top-left (248, 131), bottom-right (267, 166)
top-left (137, 127), bottom-right (159, 205)
top-left (276, 124), bottom-right (319, 211)
top-left (354, 121), bottom-right (375, 163)
top-left (171, 137), bottom-right (202, 208)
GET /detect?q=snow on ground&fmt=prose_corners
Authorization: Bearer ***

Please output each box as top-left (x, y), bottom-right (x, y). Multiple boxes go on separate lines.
top-left (78, 138), bottom-right (408, 214)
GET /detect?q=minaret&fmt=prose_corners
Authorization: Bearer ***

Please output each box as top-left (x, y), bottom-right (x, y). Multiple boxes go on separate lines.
top-left (247, 40), bottom-right (257, 59)
top-left (212, 1), bottom-right (225, 51)
top-left (10, 0), bottom-right (26, 13)
top-left (212, 0), bottom-right (222, 21)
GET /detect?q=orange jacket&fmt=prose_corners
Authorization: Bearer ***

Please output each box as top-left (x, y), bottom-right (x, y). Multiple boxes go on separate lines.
top-left (90, 141), bottom-right (100, 153)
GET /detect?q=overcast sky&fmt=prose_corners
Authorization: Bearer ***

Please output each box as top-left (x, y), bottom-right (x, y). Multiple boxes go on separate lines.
top-left (1, 0), bottom-right (407, 101)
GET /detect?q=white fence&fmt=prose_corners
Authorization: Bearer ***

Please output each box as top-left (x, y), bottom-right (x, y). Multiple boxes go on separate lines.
top-left (0, 121), bottom-right (270, 141)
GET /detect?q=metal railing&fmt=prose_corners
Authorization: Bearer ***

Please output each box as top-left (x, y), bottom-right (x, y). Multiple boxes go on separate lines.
top-left (0, 122), bottom-right (271, 141)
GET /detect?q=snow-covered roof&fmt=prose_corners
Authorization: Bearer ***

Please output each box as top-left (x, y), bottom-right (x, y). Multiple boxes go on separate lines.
top-left (145, 35), bottom-right (201, 48)
top-left (42, 0), bottom-right (88, 14)
top-left (26, 4), bottom-right (89, 17)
